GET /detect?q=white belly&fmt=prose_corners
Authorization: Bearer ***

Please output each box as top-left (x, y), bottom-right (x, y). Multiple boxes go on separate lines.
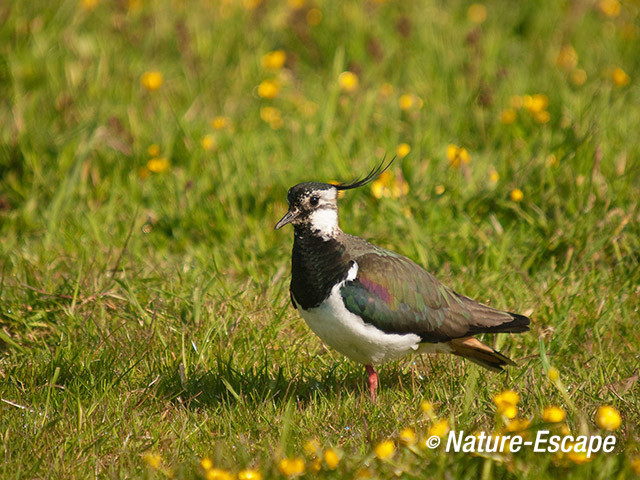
top-left (295, 263), bottom-right (423, 365)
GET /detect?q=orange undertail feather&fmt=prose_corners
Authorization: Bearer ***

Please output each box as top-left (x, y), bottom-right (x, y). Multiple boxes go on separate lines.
top-left (449, 337), bottom-right (516, 372)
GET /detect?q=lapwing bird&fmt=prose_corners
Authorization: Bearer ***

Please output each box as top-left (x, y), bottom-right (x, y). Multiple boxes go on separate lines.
top-left (275, 160), bottom-right (530, 400)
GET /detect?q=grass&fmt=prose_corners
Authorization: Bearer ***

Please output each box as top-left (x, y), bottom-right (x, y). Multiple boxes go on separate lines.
top-left (1, 0), bottom-right (639, 478)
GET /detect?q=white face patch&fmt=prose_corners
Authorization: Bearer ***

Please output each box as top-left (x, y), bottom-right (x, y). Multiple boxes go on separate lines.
top-left (309, 207), bottom-right (339, 239)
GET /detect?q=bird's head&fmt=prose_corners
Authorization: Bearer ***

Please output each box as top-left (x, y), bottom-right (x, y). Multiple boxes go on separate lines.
top-left (275, 158), bottom-right (394, 236)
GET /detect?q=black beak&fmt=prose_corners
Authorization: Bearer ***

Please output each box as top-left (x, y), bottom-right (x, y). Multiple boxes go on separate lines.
top-left (274, 208), bottom-right (299, 230)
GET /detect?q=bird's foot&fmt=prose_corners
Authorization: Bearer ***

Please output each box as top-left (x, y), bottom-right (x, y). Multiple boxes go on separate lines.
top-left (365, 365), bottom-right (378, 402)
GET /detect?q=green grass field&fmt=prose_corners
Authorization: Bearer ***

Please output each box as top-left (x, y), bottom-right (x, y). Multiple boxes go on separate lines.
top-left (1, 0), bottom-right (639, 478)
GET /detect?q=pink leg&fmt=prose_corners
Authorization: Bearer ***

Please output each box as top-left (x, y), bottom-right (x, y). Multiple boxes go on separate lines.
top-left (365, 365), bottom-right (378, 401)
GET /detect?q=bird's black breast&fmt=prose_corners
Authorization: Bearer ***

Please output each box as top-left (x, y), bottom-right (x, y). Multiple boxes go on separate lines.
top-left (290, 228), bottom-right (352, 310)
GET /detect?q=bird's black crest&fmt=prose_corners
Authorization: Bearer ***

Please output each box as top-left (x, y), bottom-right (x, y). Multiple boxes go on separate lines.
top-left (335, 156), bottom-right (395, 191)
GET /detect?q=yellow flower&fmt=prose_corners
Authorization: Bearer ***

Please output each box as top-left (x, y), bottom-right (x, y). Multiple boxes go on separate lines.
top-left (147, 157), bottom-right (170, 173)
top-left (201, 457), bottom-right (214, 470)
top-left (370, 171), bottom-right (408, 199)
top-left (500, 108), bottom-right (517, 124)
top-left (201, 134), bottom-right (216, 151)
top-left (258, 79), bottom-right (280, 99)
top-left (547, 366), bottom-right (560, 381)
top-left (612, 67), bottom-right (630, 87)
top-left (542, 406), bottom-right (566, 423)
top-left (306, 8), bottom-right (322, 25)
top-left (533, 110), bottom-right (550, 124)
top-left (396, 143), bottom-right (411, 158)
top-left (260, 106), bottom-right (283, 129)
top-left (494, 389), bottom-right (520, 418)
top-left (399, 427), bottom-right (417, 445)
top-left (81, 0), bottom-right (99, 11)
top-left (571, 69), bottom-right (587, 86)
top-left (596, 405), bottom-right (622, 431)
top-left (434, 184), bottom-right (445, 195)
top-left (238, 469), bottom-right (262, 480)
top-left (262, 50), bottom-right (286, 70)
top-left (374, 440), bottom-right (395, 460)
top-left (556, 45), bottom-right (578, 70)
top-left (303, 439), bottom-right (320, 457)
top-left (309, 458), bottom-right (322, 474)
top-left (631, 457), bottom-right (640, 475)
top-left (523, 94), bottom-right (549, 114)
top-left (323, 448), bottom-right (340, 469)
top-left (598, 0), bottom-right (621, 17)
top-left (354, 467), bottom-right (373, 478)
top-left (446, 144), bottom-right (470, 168)
top-left (147, 144), bottom-right (161, 157)
top-left (138, 166), bottom-right (151, 180)
top-left (211, 116), bottom-right (231, 130)
top-left (467, 4), bottom-right (487, 24)
top-left (398, 93), bottom-right (422, 111)
top-left (141, 71), bottom-right (163, 91)
top-left (489, 168), bottom-right (499, 183)
top-left (338, 71), bottom-right (359, 93)
top-left (421, 400), bottom-right (435, 415)
top-left (278, 457), bottom-right (305, 477)
top-left (505, 418), bottom-right (531, 432)
top-left (207, 468), bottom-right (233, 480)
top-left (510, 188), bottom-right (524, 202)
top-left (143, 453), bottom-right (162, 469)
top-left (428, 419), bottom-right (450, 438)
top-left (566, 444), bottom-right (593, 464)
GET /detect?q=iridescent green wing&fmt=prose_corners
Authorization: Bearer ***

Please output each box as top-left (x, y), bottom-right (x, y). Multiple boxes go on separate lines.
top-left (340, 241), bottom-right (527, 342)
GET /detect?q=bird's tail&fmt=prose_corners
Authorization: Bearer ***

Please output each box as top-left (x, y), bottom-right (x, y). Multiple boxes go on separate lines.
top-left (449, 337), bottom-right (516, 372)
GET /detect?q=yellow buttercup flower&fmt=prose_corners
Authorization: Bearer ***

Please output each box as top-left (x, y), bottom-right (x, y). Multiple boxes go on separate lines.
top-left (200, 457), bottom-right (213, 470)
top-left (556, 45), bottom-right (578, 70)
top-left (262, 50), bottom-right (286, 70)
top-left (489, 168), bottom-right (499, 183)
top-left (201, 134), bottom-right (216, 151)
top-left (143, 453), bottom-right (162, 469)
top-left (260, 106), bottom-right (283, 129)
top-left (396, 143), bottom-right (411, 158)
top-left (278, 457), bottom-right (305, 477)
top-left (147, 157), bottom-right (170, 173)
top-left (598, 0), bottom-right (621, 17)
top-left (612, 67), bottom-right (630, 87)
top-left (238, 469), bottom-right (262, 480)
top-left (505, 418), bottom-right (531, 432)
top-left (207, 468), bottom-right (233, 480)
top-left (523, 94), bottom-right (548, 114)
top-left (258, 79), bottom-right (280, 99)
top-left (147, 144), bottom-right (161, 157)
top-left (211, 116), bottom-right (231, 130)
top-left (338, 71), bottom-right (359, 93)
top-left (596, 405), bottom-right (622, 431)
top-left (510, 188), bottom-right (524, 202)
top-left (399, 427), bottom-right (417, 445)
top-left (547, 366), bottom-right (560, 381)
top-left (494, 389), bottom-right (520, 418)
top-left (500, 108), bottom-right (517, 124)
top-left (533, 110), bottom-right (550, 124)
top-left (370, 171), bottom-right (408, 199)
top-left (446, 144), bottom-right (470, 168)
top-left (428, 419), bottom-right (450, 438)
top-left (399, 93), bottom-right (422, 111)
top-left (542, 406), bottom-right (566, 423)
top-left (631, 457), bottom-right (640, 475)
top-left (323, 448), bottom-right (340, 469)
top-left (421, 400), bottom-right (435, 416)
top-left (303, 439), bottom-right (320, 457)
top-left (434, 185), bottom-right (445, 195)
top-left (566, 443), bottom-right (593, 464)
top-left (571, 69), bottom-right (587, 86)
top-left (467, 3), bottom-right (487, 24)
top-left (81, 0), bottom-right (99, 11)
top-left (141, 71), bottom-right (163, 91)
top-left (374, 440), bottom-right (395, 460)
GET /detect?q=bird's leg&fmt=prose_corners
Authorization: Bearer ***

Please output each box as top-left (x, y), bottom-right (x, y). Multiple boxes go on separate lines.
top-left (365, 365), bottom-right (378, 401)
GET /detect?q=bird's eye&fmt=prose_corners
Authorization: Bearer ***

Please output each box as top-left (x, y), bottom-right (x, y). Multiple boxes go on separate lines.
top-left (309, 195), bottom-right (319, 206)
